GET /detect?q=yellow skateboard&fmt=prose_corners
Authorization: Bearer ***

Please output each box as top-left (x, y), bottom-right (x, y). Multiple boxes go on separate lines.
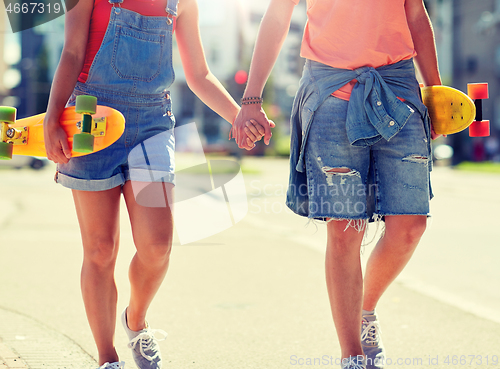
top-left (0, 95), bottom-right (125, 160)
top-left (421, 83), bottom-right (489, 137)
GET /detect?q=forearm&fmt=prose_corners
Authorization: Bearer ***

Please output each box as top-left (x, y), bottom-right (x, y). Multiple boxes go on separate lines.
top-left (186, 72), bottom-right (240, 125)
top-left (45, 50), bottom-right (85, 123)
top-left (243, 0), bottom-right (295, 98)
top-left (407, 4), bottom-right (442, 86)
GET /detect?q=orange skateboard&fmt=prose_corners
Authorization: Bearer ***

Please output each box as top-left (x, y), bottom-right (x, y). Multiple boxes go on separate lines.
top-left (421, 83), bottom-right (489, 137)
top-left (0, 96), bottom-right (125, 160)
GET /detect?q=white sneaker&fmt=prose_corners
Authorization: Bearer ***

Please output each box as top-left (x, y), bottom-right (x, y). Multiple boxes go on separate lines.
top-left (361, 311), bottom-right (385, 369)
top-left (98, 362), bottom-right (125, 369)
top-left (121, 308), bottom-right (167, 369)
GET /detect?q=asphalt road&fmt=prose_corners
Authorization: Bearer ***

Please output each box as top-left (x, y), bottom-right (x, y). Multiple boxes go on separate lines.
top-left (1, 157), bottom-right (499, 369)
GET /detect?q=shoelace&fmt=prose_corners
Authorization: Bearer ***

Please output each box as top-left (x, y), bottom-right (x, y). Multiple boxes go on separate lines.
top-left (361, 319), bottom-right (381, 345)
top-left (128, 328), bottom-right (168, 361)
top-left (342, 356), bottom-right (365, 369)
top-left (98, 362), bottom-right (125, 369)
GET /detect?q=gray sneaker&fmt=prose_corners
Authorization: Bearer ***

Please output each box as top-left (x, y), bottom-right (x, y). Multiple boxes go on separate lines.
top-left (361, 312), bottom-right (385, 369)
top-left (98, 362), bottom-right (125, 369)
top-left (341, 355), bottom-right (366, 369)
top-left (121, 308), bottom-right (167, 369)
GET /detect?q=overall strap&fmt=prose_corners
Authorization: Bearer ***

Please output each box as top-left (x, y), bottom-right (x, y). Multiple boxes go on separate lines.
top-left (165, 0), bottom-right (178, 16)
top-left (108, 0), bottom-right (124, 4)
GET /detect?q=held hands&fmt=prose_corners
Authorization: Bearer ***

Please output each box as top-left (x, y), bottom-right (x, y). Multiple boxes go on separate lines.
top-left (43, 116), bottom-right (72, 164)
top-left (231, 103), bottom-right (275, 150)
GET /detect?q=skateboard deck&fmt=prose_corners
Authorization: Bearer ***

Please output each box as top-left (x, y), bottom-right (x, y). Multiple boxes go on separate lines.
top-left (421, 83), bottom-right (489, 136)
top-left (1, 105), bottom-right (125, 158)
top-left (421, 85), bottom-right (476, 135)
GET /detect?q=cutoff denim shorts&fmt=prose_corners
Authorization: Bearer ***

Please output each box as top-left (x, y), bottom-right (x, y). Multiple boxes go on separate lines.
top-left (55, 87), bottom-right (175, 191)
top-left (304, 95), bottom-right (431, 220)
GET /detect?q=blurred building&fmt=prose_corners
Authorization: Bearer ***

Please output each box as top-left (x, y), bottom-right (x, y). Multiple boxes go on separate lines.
top-left (427, 0), bottom-right (500, 163)
top-left (0, 4), bottom-right (64, 118)
top-left (170, 0), bottom-right (249, 146)
top-left (170, 0), bottom-right (307, 150)
top-left (1, 11), bottom-right (9, 99)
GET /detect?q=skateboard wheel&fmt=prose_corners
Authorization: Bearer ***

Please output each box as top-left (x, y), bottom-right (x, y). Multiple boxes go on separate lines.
top-left (467, 83), bottom-right (488, 100)
top-left (0, 141), bottom-right (13, 160)
top-left (75, 95), bottom-right (97, 115)
top-left (0, 106), bottom-right (17, 124)
top-left (469, 120), bottom-right (490, 137)
top-left (73, 133), bottom-right (95, 153)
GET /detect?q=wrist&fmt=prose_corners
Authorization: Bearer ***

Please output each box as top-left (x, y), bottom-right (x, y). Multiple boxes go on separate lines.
top-left (43, 113), bottom-right (62, 128)
top-left (240, 103), bottom-right (263, 111)
top-left (241, 96), bottom-right (263, 106)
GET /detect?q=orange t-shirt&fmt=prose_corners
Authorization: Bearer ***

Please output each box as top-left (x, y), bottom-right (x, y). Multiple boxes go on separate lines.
top-left (290, 0), bottom-right (416, 100)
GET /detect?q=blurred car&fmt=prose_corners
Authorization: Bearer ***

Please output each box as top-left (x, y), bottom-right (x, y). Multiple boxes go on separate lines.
top-left (0, 155), bottom-right (49, 170)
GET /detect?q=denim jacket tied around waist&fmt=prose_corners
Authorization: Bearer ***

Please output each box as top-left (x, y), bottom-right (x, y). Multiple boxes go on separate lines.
top-left (286, 58), bottom-right (432, 217)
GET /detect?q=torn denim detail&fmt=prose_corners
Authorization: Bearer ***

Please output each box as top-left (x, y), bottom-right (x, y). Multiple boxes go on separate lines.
top-left (321, 166), bottom-right (362, 186)
top-left (402, 154), bottom-right (429, 165)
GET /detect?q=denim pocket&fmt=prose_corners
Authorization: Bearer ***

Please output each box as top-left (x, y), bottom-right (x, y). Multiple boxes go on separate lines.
top-left (112, 26), bottom-right (165, 82)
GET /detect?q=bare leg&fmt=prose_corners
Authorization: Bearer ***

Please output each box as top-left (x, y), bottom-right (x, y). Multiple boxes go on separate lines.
top-left (363, 215), bottom-right (427, 311)
top-left (122, 181), bottom-right (174, 331)
top-left (325, 220), bottom-right (366, 360)
top-left (73, 187), bottom-right (122, 365)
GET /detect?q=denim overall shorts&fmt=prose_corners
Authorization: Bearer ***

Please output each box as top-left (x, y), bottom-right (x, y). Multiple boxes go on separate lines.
top-left (56, 0), bottom-right (179, 191)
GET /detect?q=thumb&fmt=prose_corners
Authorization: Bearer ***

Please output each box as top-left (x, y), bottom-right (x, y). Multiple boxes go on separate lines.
top-left (61, 139), bottom-right (72, 159)
top-left (263, 124), bottom-right (272, 145)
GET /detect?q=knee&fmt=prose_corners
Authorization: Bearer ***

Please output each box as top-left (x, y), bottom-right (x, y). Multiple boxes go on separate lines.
top-left (137, 239), bottom-right (172, 267)
top-left (83, 237), bottom-right (119, 269)
top-left (326, 220), bottom-right (364, 256)
top-left (387, 216), bottom-right (427, 247)
top-left (404, 217), bottom-right (427, 243)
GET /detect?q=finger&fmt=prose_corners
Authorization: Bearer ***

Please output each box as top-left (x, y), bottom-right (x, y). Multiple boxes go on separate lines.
top-left (238, 133), bottom-right (248, 149)
top-left (231, 125), bottom-right (237, 143)
top-left (237, 133), bottom-right (248, 149)
top-left (245, 121), bottom-right (259, 139)
top-left (246, 137), bottom-right (256, 150)
top-left (269, 120), bottom-right (276, 128)
top-left (244, 127), bottom-right (258, 142)
top-left (61, 139), bottom-right (72, 159)
top-left (54, 152), bottom-right (69, 164)
top-left (248, 119), bottom-right (266, 137)
top-left (46, 148), bottom-right (59, 164)
top-left (263, 123), bottom-right (272, 145)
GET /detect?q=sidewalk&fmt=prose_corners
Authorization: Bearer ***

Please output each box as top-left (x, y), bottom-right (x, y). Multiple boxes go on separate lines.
top-left (0, 158), bottom-right (499, 368)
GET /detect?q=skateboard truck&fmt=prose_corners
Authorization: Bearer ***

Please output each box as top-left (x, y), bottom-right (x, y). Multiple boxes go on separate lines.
top-left (73, 95), bottom-right (98, 153)
top-left (76, 116), bottom-right (107, 137)
top-left (0, 106), bottom-right (19, 160)
top-left (467, 83), bottom-right (489, 137)
top-left (2, 125), bottom-right (29, 145)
